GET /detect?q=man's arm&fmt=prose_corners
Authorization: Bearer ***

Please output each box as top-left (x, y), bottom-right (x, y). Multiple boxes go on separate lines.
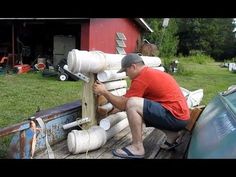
top-left (93, 80), bottom-right (128, 111)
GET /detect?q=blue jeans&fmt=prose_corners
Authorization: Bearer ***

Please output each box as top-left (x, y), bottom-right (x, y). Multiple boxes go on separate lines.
top-left (143, 99), bottom-right (188, 131)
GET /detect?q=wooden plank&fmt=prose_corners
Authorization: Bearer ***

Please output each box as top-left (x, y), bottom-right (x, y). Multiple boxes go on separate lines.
top-left (143, 129), bottom-right (166, 159)
top-left (34, 139), bottom-right (71, 159)
top-left (100, 127), bottom-right (155, 159)
top-left (82, 73), bottom-right (97, 129)
top-left (34, 128), bottom-right (191, 159)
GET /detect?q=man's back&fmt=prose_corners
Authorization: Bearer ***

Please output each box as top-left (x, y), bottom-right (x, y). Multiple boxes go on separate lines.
top-left (125, 67), bottom-right (189, 120)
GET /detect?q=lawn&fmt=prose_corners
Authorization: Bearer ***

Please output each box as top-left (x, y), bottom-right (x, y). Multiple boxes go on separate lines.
top-left (173, 61), bottom-right (235, 105)
top-left (0, 71), bottom-right (83, 128)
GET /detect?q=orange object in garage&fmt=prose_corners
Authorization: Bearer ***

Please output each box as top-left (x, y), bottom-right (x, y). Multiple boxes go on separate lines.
top-left (13, 64), bottom-right (31, 74)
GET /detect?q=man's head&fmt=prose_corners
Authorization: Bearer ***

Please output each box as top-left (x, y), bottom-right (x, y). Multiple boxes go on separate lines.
top-left (117, 53), bottom-right (144, 73)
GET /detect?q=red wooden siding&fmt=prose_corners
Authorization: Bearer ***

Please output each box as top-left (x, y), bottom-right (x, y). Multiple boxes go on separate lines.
top-left (80, 18), bottom-right (141, 54)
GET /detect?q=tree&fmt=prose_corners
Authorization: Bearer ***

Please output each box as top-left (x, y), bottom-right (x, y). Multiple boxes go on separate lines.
top-left (176, 18), bottom-right (236, 60)
top-left (144, 18), bottom-right (179, 58)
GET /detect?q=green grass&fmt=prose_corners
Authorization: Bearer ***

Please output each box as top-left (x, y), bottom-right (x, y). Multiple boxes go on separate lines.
top-left (0, 71), bottom-right (83, 128)
top-left (173, 60), bottom-right (235, 105)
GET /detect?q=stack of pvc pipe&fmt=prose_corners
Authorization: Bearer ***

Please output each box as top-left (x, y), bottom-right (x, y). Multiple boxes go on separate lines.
top-left (97, 80), bottom-right (128, 115)
top-left (97, 88), bottom-right (127, 106)
top-left (66, 50), bottom-right (162, 155)
top-left (66, 49), bottom-right (162, 118)
top-left (97, 79), bottom-right (128, 116)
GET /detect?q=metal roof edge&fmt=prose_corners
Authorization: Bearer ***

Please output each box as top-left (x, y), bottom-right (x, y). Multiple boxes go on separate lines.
top-left (134, 18), bottom-right (153, 33)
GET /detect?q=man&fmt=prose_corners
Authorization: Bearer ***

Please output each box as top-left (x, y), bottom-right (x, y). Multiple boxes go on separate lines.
top-left (93, 53), bottom-right (189, 159)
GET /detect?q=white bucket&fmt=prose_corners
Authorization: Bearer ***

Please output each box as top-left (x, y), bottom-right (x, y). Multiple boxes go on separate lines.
top-left (67, 126), bottom-right (107, 154)
top-left (37, 58), bottom-right (46, 64)
top-left (229, 63), bottom-right (236, 71)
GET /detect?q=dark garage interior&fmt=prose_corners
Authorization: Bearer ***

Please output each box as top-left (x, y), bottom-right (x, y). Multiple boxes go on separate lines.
top-left (0, 20), bottom-right (82, 68)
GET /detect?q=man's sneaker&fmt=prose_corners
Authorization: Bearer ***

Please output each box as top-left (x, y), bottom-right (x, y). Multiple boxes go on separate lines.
top-left (159, 130), bottom-right (184, 150)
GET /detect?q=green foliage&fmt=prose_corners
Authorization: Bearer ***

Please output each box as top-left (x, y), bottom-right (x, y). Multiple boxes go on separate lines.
top-left (144, 18), bottom-right (179, 58)
top-left (176, 18), bottom-right (236, 60)
top-left (187, 51), bottom-right (215, 64)
top-left (144, 18), bottom-right (236, 61)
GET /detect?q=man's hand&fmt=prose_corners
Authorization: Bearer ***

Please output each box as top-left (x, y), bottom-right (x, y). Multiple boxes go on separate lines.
top-left (93, 80), bottom-right (107, 95)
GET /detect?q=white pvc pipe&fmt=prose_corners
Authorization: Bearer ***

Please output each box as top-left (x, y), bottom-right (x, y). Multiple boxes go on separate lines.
top-left (97, 103), bottom-right (113, 115)
top-left (67, 118), bottom-right (129, 154)
top-left (97, 88), bottom-right (126, 106)
top-left (67, 49), bottom-right (162, 74)
top-left (103, 80), bottom-right (127, 91)
top-left (98, 102), bottom-right (113, 111)
top-left (110, 88), bottom-right (127, 96)
top-left (153, 66), bottom-right (165, 72)
top-left (99, 112), bottom-right (127, 130)
top-left (67, 126), bottom-right (107, 154)
top-left (97, 70), bottom-right (127, 82)
top-left (106, 118), bottom-right (129, 140)
top-left (97, 88), bottom-right (127, 107)
top-left (63, 117), bottom-right (90, 130)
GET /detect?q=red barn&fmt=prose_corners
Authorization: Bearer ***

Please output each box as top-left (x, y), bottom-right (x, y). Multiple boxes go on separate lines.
top-left (81, 18), bottom-right (153, 53)
top-left (0, 18), bottom-right (152, 67)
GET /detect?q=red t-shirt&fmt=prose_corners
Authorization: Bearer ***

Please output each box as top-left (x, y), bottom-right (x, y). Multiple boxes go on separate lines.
top-left (124, 67), bottom-right (190, 120)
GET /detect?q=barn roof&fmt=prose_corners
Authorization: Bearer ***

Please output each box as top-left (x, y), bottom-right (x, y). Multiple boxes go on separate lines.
top-left (0, 18), bottom-right (153, 32)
